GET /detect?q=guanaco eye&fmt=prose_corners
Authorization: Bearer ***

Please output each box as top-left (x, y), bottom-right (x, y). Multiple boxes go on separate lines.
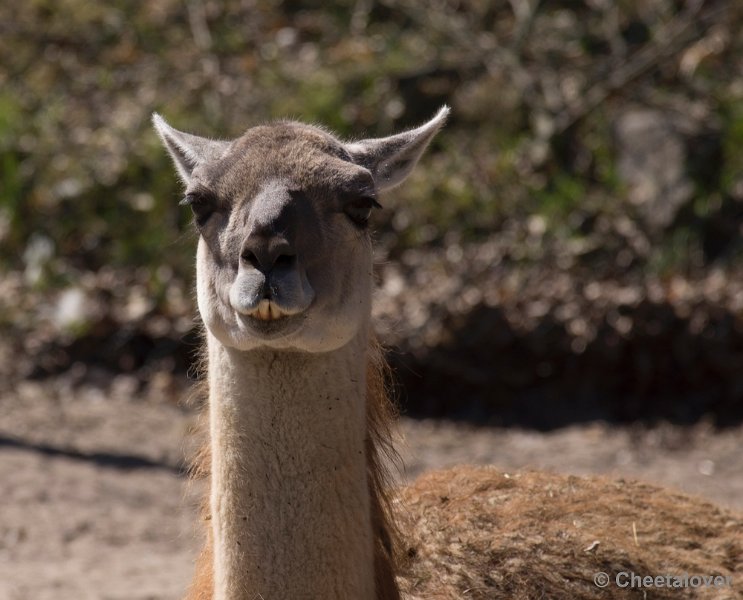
top-left (180, 192), bottom-right (218, 227)
top-left (344, 196), bottom-right (382, 228)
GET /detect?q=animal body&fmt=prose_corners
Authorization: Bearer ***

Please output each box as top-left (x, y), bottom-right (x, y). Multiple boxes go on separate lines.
top-left (153, 110), bottom-right (741, 600)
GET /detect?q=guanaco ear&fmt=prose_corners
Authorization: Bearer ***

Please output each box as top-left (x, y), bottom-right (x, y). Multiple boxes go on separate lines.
top-left (152, 113), bottom-right (231, 185)
top-left (345, 106), bottom-right (449, 192)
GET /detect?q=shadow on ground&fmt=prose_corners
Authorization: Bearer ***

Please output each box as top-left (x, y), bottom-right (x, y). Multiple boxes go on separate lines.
top-left (0, 435), bottom-right (186, 474)
top-left (391, 300), bottom-right (743, 429)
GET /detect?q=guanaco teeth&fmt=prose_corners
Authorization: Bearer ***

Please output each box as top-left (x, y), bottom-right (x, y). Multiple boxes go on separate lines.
top-left (269, 302), bottom-right (280, 320)
top-left (251, 299), bottom-right (284, 321)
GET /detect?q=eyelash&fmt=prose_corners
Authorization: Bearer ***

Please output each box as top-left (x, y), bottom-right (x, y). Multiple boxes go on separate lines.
top-left (345, 196), bottom-right (382, 228)
top-left (181, 192), bottom-right (218, 227)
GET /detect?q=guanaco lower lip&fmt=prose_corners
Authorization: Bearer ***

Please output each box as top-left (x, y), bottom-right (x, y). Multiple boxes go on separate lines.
top-left (248, 299), bottom-right (286, 321)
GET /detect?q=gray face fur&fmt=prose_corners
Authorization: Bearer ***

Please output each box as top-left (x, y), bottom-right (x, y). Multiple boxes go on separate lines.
top-left (153, 108), bottom-right (448, 352)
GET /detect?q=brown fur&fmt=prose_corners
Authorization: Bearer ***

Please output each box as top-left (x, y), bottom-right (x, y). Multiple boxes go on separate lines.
top-left (184, 335), bottom-right (402, 600)
top-left (396, 466), bottom-right (741, 599)
top-left (366, 336), bottom-right (403, 600)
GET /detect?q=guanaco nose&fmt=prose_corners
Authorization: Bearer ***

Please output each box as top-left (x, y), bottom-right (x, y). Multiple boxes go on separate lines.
top-left (240, 181), bottom-right (300, 275)
top-left (240, 234), bottom-right (296, 274)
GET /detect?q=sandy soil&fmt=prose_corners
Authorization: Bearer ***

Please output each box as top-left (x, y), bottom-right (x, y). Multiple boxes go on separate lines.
top-left (1, 377), bottom-right (741, 600)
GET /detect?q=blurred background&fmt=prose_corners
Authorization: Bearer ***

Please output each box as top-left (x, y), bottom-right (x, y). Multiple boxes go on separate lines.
top-left (1, 1), bottom-right (742, 598)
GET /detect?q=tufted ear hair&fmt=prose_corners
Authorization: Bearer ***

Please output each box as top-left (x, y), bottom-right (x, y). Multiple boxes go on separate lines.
top-left (152, 113), bottom-right (231, 185)
top-left (345, 106), bottom-right (449, 192)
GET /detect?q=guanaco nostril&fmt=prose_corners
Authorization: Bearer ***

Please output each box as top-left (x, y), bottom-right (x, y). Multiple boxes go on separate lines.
top-left (241, 251), bottom-right (260, 269)
top-left (273, 253), bottom-right (296, 269)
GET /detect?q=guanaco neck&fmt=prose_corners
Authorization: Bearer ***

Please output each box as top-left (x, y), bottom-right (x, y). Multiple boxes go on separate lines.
top-left (207, 329), bottom-right (375, 600)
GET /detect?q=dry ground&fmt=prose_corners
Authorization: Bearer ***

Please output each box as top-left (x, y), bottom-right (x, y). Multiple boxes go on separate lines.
top-left (0, 376), bottom-right (741, 599)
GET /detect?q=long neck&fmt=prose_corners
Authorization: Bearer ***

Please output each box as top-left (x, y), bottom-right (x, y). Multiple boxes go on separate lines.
top-left (207, 330), bottom-right (375, 600)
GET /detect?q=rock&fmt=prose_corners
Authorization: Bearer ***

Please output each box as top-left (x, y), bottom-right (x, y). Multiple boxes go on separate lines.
top-left (53, 288), bottom-right (89, 332)
top-left (614, 109), bottom-right (694, 230)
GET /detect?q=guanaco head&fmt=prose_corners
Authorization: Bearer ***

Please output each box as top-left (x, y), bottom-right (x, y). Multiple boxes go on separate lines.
top-left (153, 107), bottom-right (448, 352)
